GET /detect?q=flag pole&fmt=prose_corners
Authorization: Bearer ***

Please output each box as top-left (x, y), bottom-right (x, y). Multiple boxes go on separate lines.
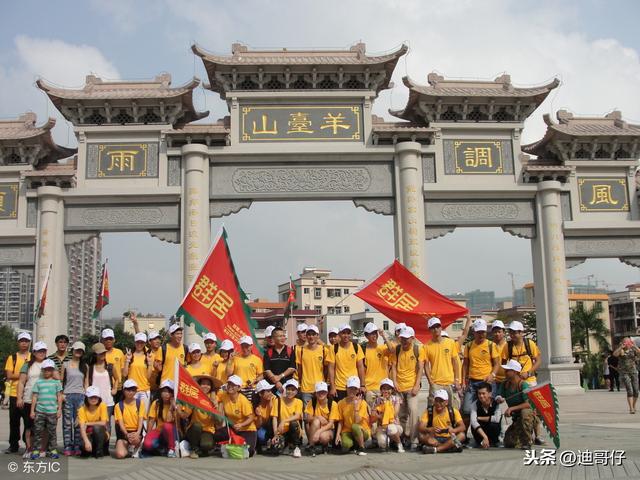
top-left (174, 358), bottom-right (181, 458)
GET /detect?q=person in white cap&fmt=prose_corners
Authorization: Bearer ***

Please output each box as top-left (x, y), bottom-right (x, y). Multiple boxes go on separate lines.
top-left (423, 317), bottom-right (461, 410)
top-left (62, 341), bottom-right (87, 455)
top-left (88, 343), bottom-right (117, 448)
top-left (226, 335), bottom-right (264, 402)
top-left (253, 379), bottom-right (276, 453)
top-left (328, 324), bottom-right (364, 400)
top-left (179, 374), bottom-right (221, 458)
top-left (295, 324), bottom-right (309, 361)
top-left (215, 340), bottom-right (234, 384)
top-left (330, 376), bottom-right (370, 455)
top-left (418, 388), bottom-right (465, 454)
top-left (29, 358), bottom-right (63, 459)
top-left (143, 379), bottom-right (178, 457)
top-left (461, 319), bottom-right (500, 430)
top-left (216, 375), bottom-right (257, 455)
top-left (100, 328), bottom-right (125, 403)
top-left (114, 379), bottom-right (145, 459)
top-left (271, 379), bottom-right (303, 458)
top-left (390, 325), bottom-right (424, 449)
top-left (362, 322), bottom-right (393, 409)
top-left (146, 331), bottom-right (162, 392)
top-left (297, 324), bottom-right (331, 405)
top-left (503, 321), bottom-right (541, 386)
top-left (186, 343), bottom-right (209, 378)
top-left (123, 333), bottom-right (154, 413)
top-left (4, 331), bottom-right (31, 453)
top-left (16, 341), bottom-right (48, 457)
top-left (496, 359), bottom-right (535, 449)
top-left (328, 326), bottom-right (340, 346)
top-left (263, 327), bottom-right (297, 396)
top-left (304, 381), bottom-right (335, 456)
top-left (153, 323), bottom-right (186, 387)
top-left (371, 378), bottom-right (404, 453)
top-left (263, 325), bottom-right (276, 349)
top-left (201, 332), bottom-right (222, 376)
top-left (489, 320), bottom-right (508, 392)
top-left (78, 386), bottom-right (109, 458)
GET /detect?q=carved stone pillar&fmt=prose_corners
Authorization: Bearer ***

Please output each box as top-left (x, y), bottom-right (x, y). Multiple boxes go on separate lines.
top-left (34, 186), bottom-right (68, 347)
top-left (181, 144), bottom-right (211, 343)
top-left (531, 180), bottom-right (582, 394)
top-left (394, 141), bottom-right (425, 279)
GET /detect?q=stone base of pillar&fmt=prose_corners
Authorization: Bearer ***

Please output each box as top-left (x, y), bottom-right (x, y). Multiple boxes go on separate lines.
top-left (537, 363), bottom-right (584, 396)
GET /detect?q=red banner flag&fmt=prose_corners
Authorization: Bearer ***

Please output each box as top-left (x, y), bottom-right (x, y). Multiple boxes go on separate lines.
top-left (176, 228), bottom-right (260, 353)
top-left (92, 261), bottom-right (109, 319)
top-left (35, 264), bottom-right (52, 320)
top-left (355, 260), bottom-right (468, 343)
top-left (526, 382), bottom-right (560, 448)
top-left (174, 360), bottom-right (223, 420)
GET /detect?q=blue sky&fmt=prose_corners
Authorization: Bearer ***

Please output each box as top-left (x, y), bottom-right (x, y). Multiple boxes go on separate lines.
top-left (2, 1), bottom-right (639, 317)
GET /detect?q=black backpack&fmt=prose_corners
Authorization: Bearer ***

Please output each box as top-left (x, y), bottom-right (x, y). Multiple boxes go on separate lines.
top-left (426, 405), bottom-right (457, 428)
top-left (334, 341), bottom-right (361, 356)
top-left (507, 338), bottom-right (533, 362)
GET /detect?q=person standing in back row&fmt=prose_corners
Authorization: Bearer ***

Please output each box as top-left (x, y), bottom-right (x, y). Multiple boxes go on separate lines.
top-left (328, 325), bottom-right (365, 401)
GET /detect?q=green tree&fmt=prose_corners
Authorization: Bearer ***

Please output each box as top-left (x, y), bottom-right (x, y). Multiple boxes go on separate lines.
top-left (570, 303), bottom-right (610, 355)
top-left (0, 325), bottom-right (18, 374)
top-left (521, 312), bottom-right (538, 342)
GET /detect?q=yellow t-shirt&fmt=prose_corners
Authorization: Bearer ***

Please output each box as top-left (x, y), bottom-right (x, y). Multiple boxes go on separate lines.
top-left (502, 339), bottom-right (540, 384)
top-left (186, 363), bottom-right (211, 378)
top-left (392, 345), bottom-right (426, 392)
top-left (494, 341), bottom-right (508, 382)
top-left (4, 352), bottom-right (30, 397)
top-left (155, 344), bottom-right (186, 384)
top-left (105, 348), bottom-right (125, 388)
top-left (78, 402), bottom-right (108, 425)
top-left (363, 344), bottom-right (391, 391)
top-left (271, 397), bottom-right (303, 433)
top-left (148, 399), bottom-right (172, 429)
top-left (181, 405), bottom-right (217, 433)
top-left (297, 345), bottom-right (329, 394)
top-left (464, 340), bottom-right (499, 380)
top-left (327, 343), bottom-right (363, 391)
top-left (114, 398), bottom-right (147, 432)
top-left (423, 339), bottom-right (458, 385)
top-left (201, 353), bottom-right (222, 375)
top-left (304, 399), bottom-right (331, 420)
top-left (218, 392), bottom-right (256, 431)
top-left (254, 398), bottom-right (275, 428)
top-left (374, 399), bottom-right (396, 427)
top-left (329, 398), bottom-right (370, 434)
top-left (215, 359), bottom-right (230, 384)
top-left (231, 354), bottom-right (263, 387)
top-left (127, 353), bottom-right (151, 391)
top-left (148, 348), bottom-right (161, 390)
top-left (419, 407), bottom-right (463, 438)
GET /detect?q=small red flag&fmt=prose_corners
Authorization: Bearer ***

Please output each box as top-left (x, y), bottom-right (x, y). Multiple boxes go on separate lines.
top-left (355, 260), bottom-right (468, 343)
top-left (526, 382), bottom-right (560, 448)
top-left (92, 262), bottom-right (109, 319)
top-left (174, 361), bottom-right (223, 420)
top-left (35, 264), bottom-right (52, 319)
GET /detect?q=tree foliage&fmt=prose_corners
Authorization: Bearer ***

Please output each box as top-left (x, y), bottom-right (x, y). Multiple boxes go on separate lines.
top-left (570, 303), bottom-right (610, 354)
top-left (0, 325), bottom-right (18, 376)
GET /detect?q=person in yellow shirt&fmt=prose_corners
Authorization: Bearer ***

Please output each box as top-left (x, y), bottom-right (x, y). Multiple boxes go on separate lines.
top-left (123, 333), bottom-right (154, 411)
top-left (503, 321), bottom-right (541, 385)
top-left (294, 324), bottom-right (308, 363)
top-left (78, 386), bottom-right (109, 458)
top-left (331, 376), bottom-right (370, 455)
top-left (4, 331), bottom-right (31, 453)
top-left (253, 379), bottom-right (276, 453)
top-left (418, 389), bottom-right (465, 454)
top-left (297, 325), bottom-right (330, 404)
top-left (226, 336), bottom-right (263, 401)
top-left (146, 331), bottom-right (162, 393)
top-left (216, 375), bottom-right (257, 456)
top-left (328, 324), bottom-right (365, 400)
top-left (304, 381), bottom-right (334, 456)
top-left (101, 329), bottom-right (124, 399)
top-left (179, 375), bottom-right (221, 458)
top-left (153, 324), bottom-right (186, 385)
top-left (114, 379), bottom-right (146, 459)
top-left (271, 379), bottom-right (303, 458)
top-left (201, 333), bottom-right (222, 377)
top-left (143, 380), bottom-right (178, 457)
top-left (362, 322), bottom-right (393, 408)
top-left (423, 317), bottom-right (461, 409)
top-left (390, 326), bottom-right (425, 448)
top-left (186, 343), bottom-right (211, 378)
top-left (215, 339), bottom-right (234, 384)
top-left (490, 320), bottom-right (508, 393)
top-left (371, 378), bottom-right (404, 453)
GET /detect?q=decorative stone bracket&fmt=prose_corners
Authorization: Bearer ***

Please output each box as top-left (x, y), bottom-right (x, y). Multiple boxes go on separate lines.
top-left (353, 199), bottom-right (394, 216)
top-left (209, 201), bottom-right (252, 218)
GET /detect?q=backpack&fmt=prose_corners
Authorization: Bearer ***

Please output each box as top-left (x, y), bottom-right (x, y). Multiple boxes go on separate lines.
top-left (465, 340), bottom-right (494, 360)
top-left (507, 338), bottom-right (533, 363)
top-left (266, 346), bottom-right (293, 359)
top-left (117, 397), bottom-right (142, 422)
top-left (395, 344), bottom-right (421, 369)
top-left (298, 345), bottom-right (326, 385)
top-left (157, 343), bottom-right (187, 385)
top-left (426, 405), bottom-right (457, 428)
top-left (334, 341), bottom-right (361, 356)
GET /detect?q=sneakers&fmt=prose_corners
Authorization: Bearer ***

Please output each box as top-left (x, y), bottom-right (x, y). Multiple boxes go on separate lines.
top-left (30, 450), bottom-right (41, 460)
top-left (397, 443), bottom-right (405, 453)
top-left (167, 449), bottom-right (177, 458)
top-left (422, 445), bottom-right (437, 454)
top-left (189, 451), bottom-right (199, 459)
top-left (292, 447), bottom-right (301, 458)
top-left (73, 449), bottom-right (82, 456)
top-left (534, 438), bottom-right (547, 446)
top-left (451, 435), bottom-right (463, 450)
top-left (355, 449), bottom-right (367, 456)
top-left (63, 449), bottom-right (74, 457)
top-left (48, 450), bottom-right (60, 459)
top-left (3, 447), bottom-right (18, 454)
top-left (22, 450), bottom-right (31, 460)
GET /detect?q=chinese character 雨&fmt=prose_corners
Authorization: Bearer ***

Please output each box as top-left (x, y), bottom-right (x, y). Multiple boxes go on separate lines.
top-left (464, 147), bottom-right (493, 168)
top-left (252, 114), bottom-right (277, 135)
top-left (321, 112), bottom-right (350, 135)
top-left (106, 150), bottom-right (138, 172)
top-left (589, 184), bottom-right (619, 206)
top-left (287, 112), bottom-right (313, 134)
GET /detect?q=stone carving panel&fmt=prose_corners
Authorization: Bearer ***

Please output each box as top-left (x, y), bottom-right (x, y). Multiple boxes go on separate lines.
top-left (443, 140), bottom-right (513, 175)
top-left (353, 199), bottom-right (395, 216)
top-left (560, 192), bottom-right (572, 221)
top-left (426, 200), bottom-right (534, 226)
top-left (501, 226), bottom-right (536, 239)
top-left (565, 237), bottom-right (640, 258)
top-left (65, 204), bottom-right (179, 231)
top-left (0, 245), bottom-right (35, 266)
top-left (232, 167), bottom-right (371, 193)
top-left (86, 143), bottom-right (159, 179)
top-left (425, 226), bottom-right (455, 240)
top-left (422, 155), bottom-right (436, 183)
top-left (26, 198), bottom-right (37, 228)
top-left (167, 156), bottom-right (181, 186)
top-left (209, 201), bottom-right (252, 218)
top-left (620, 257), bottom-right (640, 268)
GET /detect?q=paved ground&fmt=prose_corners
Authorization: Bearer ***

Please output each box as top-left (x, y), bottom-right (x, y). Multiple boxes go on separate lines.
top-left (1, 390), bottom-right (639, 480)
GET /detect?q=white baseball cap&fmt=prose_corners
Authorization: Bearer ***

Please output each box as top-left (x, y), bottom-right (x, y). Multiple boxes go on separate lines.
top-left (264, 325), bottom-right (276, 337)
top-left (72, 341), bottom-right (86, 351)
top-left (227, 375), bottom-right (243, 387)
top-left (160, 379), bottom-right (175, 390)
top-left (502, 359), bottom-right (523, 372)
top-left (380, 378), bottom-right (395, 389)
top-left (433, 389), bottom-right (449, 401)
top-left (427, 317), bottom-right (441, 328)
top-left (148, 331), bottom-right (161, 340)
top-left (346, 376), bottom-right (361, 389)
top-left (364, 322), bottom-right (378, 334)
top-left (441, 331), bottom-right (450, 338)
top-left (297, 324), bottom-right (309, 333)
top-left (168, 324), bottom-right (183, 334)
top-left (189, 342), bottom-right (202, 353)
top-left (219, 339), bottom-right (234, 351)
top-left (306, 324), bottom-right (319, 335)
top-left (399, 326), bottom-right (415, 338)
top-left (41, 359), bottom-right (56, 369)
top-left (85, 386), bottom-right (101, 398)
top-left (491, 320), bottom-right (505, 330)
top-left (508, 321), bottom-right (525, 332)
top-left (123, 379), bottom-right (138, 390)
top-left (239, 335), bottom-right (253, 345)
top-left (394, 323), bottom-right (407, 332)
top-left (255, 379), bottom-right (274, 393)
top-left (17, 332), bottom-right (31, 341)
top-left (315, 381), bottom-right (329, 392)
top-left (283, 379), bottom-right (299, 390)
top-left (473, 319), bottom-right (488, 332)
top-left (203, 332), bottom-right (217, 342)
top-left (328, 327), bottom-right (339, 336)
top-left (339, 324), bottom-right (352, 333)
top-left (101, 328), bottom-right (115, 339)
top-left (33, 341), bottom-right (47, 351)
top-left (134, 332), bottom-right (147, 343)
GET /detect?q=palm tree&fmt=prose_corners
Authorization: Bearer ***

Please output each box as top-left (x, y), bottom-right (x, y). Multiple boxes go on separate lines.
top-left (570, 303), bottom-right (610, 354)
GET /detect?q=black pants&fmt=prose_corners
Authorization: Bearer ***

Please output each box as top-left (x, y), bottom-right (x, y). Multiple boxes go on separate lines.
top-left (334, 390), bottom-right (347, 401)
top-left (82, 425), bottom-right (108, 458)
top-left (610, 371), bottom-right (620, 390)
top-left (282, 422), bottom-right (302, 447)
top-left (8, 397), bottom-right (21, 451)
top-left (472, 422), bottom-right (501, 446)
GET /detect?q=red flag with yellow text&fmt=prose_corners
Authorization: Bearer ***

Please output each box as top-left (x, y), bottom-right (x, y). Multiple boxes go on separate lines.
top-left (176, 228), bottom-right (260, 353)
top-left (355, 260), bottom-right (468, 342)
top-left (526, 382), bottom-right (560, 448)
top-left (174, 360), bottom-right (223, 420)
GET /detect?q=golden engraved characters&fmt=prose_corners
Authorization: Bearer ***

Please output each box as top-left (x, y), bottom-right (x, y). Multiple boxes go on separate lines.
top-left (252, 114), bottom-right (278, 135)
top-left (287, 112), bottom-right (313, 134)
top-left (320, 113), bottom-right (350, 135)
top-left (589, 184), bottom-right (619, 206)
top-left (464, 147), bottom-right (493, 168)
top-left (106, 150), bottom-right (138, 172)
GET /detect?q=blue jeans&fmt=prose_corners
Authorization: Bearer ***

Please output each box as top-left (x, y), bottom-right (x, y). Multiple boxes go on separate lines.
top-left (463, 380), bottom-right (487, 415)
top-left (63, 393), bottom-right (84, 451)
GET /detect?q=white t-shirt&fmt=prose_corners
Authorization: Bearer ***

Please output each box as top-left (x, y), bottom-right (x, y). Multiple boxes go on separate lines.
top-left (91, 369), bottom-right (114, 407)
top-left (21, 361), bottom-right (43, 404)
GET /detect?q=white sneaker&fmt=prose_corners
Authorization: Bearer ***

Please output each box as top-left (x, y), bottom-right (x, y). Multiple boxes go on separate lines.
top-left (292, 447), bottom-right (301, 458)
top-left (397, 444), bottom-right (405, 453)
top-left (355, 450), bottom-right (367, 456)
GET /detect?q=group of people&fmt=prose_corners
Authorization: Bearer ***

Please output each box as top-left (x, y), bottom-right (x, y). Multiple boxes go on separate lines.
top-left (4, 313), bottom-right (551, 460)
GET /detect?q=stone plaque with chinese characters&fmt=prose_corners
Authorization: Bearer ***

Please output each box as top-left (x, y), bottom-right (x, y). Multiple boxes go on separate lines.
top-left (444, 140), bottom-right (512, 174)
top-left (578, 178), bottom-right (629, 212)
top-left (88, 143), bottom-right (159, 178)
top-left (240, 105), bottom-right (362, 142)
top-left (0, 183), bottom-right (19, 219)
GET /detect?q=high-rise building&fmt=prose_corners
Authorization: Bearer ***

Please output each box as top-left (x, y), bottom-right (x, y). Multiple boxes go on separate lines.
top-left (66, 236), bottom-right (102, 340)
top-left (0, 267), bottom-right (35, 331)
top-left (463, 289), bottom-right (496, 315)
top-left (608, 283), bottom-right (640, 342)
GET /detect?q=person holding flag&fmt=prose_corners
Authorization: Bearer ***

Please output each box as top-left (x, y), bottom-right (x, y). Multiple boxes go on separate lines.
top-left (496, 360), bottom-right (535, 449)
top-left (178, 374), bottom-right (221, 458)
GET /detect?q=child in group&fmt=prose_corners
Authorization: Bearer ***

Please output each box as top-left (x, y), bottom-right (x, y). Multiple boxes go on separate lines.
top-left (114, 379), bottom-right (146, 459)
top-left (331, 376), bottom-right (370, 456)
top-left (78, 386), bottom-right (110, 458)
top-left (371, 378), bottom-right (404, 453)
top-left (180, 375), bottom-right (221, 458)
top-left (304, 381), bottom-right (335, 456)
top-left (253, 379), bottom-right (276, 453)
top-left (143, 380), bottom-right (178, 458)
top-left (271, 379), bottom-right (303, 458)
top-left (29, 359), bottom-right (63, 459)
top-left (418, 389), bottom-right (465, 454)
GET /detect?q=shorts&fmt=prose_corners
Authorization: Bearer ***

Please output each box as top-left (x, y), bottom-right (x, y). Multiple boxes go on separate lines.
top-left (115, 425), bottom-right (136, 441)
top-left (435, 436), bottom-right (450, 444)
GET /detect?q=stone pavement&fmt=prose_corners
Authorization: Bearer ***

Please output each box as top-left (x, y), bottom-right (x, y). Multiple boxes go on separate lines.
top-left (0, 390), bottom-right (638, 480)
